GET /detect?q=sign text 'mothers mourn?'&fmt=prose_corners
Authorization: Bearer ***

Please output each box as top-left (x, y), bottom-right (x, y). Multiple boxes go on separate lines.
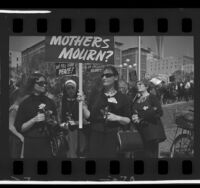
top-left (45, 36), bottom-right (114, 64)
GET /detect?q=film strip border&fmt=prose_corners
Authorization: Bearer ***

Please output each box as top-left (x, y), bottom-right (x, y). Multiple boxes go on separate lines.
top-left (4, 9), bottom-right (200, 35)
top-left (12, 17), bottom-right (192, 33)
top-left (1, 9), bottom-right (200, 181)
top-left (12, 160), bottom-right (193, 175)
top-left (8, 159), bottom-right (196, 180)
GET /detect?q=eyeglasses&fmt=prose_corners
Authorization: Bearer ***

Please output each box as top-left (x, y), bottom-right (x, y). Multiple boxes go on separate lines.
top-left (101, 73), bottom-right (114, 78)
top-left (35, 81), bottom-right (47, 87)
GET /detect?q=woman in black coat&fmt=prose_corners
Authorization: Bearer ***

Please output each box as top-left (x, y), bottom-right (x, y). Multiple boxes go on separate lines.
top-left (131, 80), bottom-right (166, 158)
top-left (14, 72), bottom-right (59, 158)
top-left (61, 79), bottom-right (79, 158)
top-left (83, 65), bottom-right (131, 158)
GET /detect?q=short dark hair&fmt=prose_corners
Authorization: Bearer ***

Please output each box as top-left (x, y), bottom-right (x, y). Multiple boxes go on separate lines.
top-left (137, 79), bottom-right (150, 88)
top-left (102, 65), bottom-right (119, 90)
top-left (25, 72), bottom-right (46, 94)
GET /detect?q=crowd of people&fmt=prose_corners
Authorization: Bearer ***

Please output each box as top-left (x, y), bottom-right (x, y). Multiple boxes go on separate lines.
top-left (150, 80), bottom-right (194, 105)
top-left (9, 66), bottom-right (193, 159)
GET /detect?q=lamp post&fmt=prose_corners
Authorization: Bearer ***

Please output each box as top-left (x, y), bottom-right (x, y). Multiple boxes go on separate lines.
top-left (133, 63), bottom-right (137, 81)
top-left (127, 64), bottom-right (133, 83)
top-left (119, 64), bottom-right (123, 79)
top-left (124, 59), bottom-right (130, 83)
top-left (181, 64), bottom-right (184, 81)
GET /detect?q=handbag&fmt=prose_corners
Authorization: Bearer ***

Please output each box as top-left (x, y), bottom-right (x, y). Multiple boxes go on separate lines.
top-left (117, 129), bottom-right (143, 152)
top-left (138, 119), bottom-right (166, 143)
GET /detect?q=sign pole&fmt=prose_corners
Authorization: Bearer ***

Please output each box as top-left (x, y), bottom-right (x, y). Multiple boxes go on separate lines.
top-left (138, 36), bottom-right (141, 81)
top-left (78, 63), bottom-right (83, 129)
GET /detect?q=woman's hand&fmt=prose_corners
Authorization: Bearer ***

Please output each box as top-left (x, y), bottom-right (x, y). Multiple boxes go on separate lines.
top-left (21, 113), bottom-right (45, 132)
top-left (77, 92), bottom-right (90, 119)
top-left (77, 92), bottom-right (86, 103)
top-left (33, 113), bottom-right (45, 123)
top-left (60, 122), bottom-right (69, 129)
top-left (106, 112), bottom-right (120, 122)
top-left (77, 92), bottom-right (88, 108)
top-left (18, 135), bottom-right (24, 143)
top-left (69, 120), bottom-right (78, 126)
top-left (106, 112), bottom-right (131, 125)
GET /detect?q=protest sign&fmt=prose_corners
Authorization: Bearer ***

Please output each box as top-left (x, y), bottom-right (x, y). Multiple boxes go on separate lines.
top-left (55, 63), bottom-right (76, 76)
top-left (84, 63), bottom-right (105, 73)
top-left (45, 36), bottom-right (114, 129)
top-left (45, 36), bottom-right (114, 64)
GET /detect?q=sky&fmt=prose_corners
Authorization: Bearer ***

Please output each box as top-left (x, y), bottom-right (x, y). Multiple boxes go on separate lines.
top-left (114, 36), bottom-right (193, 58)
top-left (9, 36), bottom-right (45, 52)
top-left (9, 36), bottom-right (194, 58)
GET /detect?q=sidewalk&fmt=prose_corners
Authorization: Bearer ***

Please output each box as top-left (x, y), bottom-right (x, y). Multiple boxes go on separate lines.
top-left (159, 100), bottom-right (193, 158)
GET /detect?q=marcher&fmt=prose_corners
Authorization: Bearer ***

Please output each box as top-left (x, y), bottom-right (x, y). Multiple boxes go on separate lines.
top-left (14, 72), bottom-right (60, 158)
top-left (118, 79), bottom-right (129, 95)
top-left (178, 82), bottom-right (185, 101)
top-left (61, 79), bottom-right (80, 158)
top-left (127, 84), bottom-right (138, 103)
top-left (184, 80), bottom-right (191, 101)
top-left (84, 65), bottom-right (131, 158)
top-left (131, 80), bottom-right (166, 158)
top-left (189, 80), bottom-right (194, 100)
top-left (149, 78), bottom-right (162, 102)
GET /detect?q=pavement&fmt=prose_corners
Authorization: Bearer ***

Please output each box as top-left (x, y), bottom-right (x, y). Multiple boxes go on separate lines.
top-left (159, 100), bottom-right (194, 158)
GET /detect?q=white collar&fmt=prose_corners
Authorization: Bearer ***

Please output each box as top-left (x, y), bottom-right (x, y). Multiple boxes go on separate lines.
top-left (104, 90), bottom-right (117, 97)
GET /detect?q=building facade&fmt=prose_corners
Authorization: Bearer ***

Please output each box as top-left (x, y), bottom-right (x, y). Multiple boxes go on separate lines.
top-left (9, 51), bottom-right (22, 68)
top-left (146, 54), bottom-right (194, 80)
top-left (180, 56), bottom-right (194, 73)
top-left (22, 40), bottom-right (46, 75)
top-left (114, 41), bottom-right (123, 66)
top-left (9, 51), bottom-right (22, 81)
top-left (121, 47), bottom-right (194, 82)
top-left (122, 47), bottom-right (150, 80)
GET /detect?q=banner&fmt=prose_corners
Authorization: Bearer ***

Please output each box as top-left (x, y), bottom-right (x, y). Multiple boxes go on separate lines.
top-left (45, 36), bottom-right (114, 64)
top-left (84, 63), bottom-right (105, 73)
top-left (55, 63), bottom-right (76, 76)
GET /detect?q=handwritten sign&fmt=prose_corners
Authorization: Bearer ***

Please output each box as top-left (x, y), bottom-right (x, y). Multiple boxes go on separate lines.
top-left (45, 36), bottom-right (114, 64)
top-left (55, 63), bottom-right (76, 76)
top-left (84, 63), bottom-right (105, 73)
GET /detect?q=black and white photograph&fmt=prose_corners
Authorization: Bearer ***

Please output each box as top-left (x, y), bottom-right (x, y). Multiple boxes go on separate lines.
top-left (9, 36), bottom-right (194, 159)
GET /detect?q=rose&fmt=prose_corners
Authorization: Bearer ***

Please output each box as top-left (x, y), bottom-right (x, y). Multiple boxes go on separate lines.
top-left (38, 103), bottom-right (46, 110)
top-left (143, 106), bottom-right (149, 110)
